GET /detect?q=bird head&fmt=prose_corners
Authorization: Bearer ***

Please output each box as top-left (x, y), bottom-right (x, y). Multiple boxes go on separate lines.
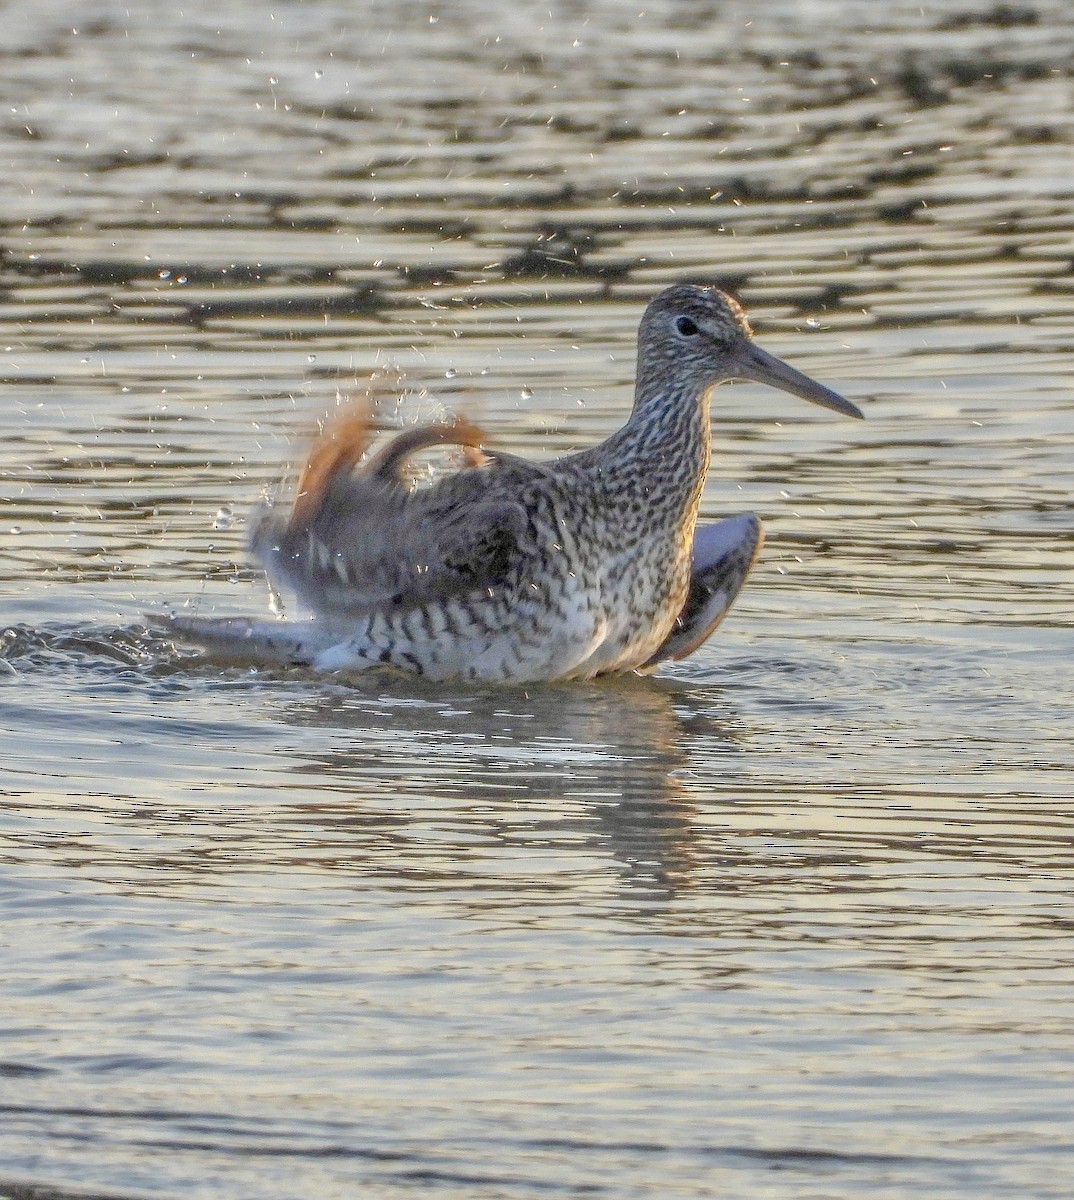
top-left (638, 283), bottom-right (863, 419)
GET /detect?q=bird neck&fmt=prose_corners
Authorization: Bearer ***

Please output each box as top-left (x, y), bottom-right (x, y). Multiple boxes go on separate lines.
top-left (583, 379), bottom-right (713, 537)
top-left (615, 378), bottom-right (713, 477)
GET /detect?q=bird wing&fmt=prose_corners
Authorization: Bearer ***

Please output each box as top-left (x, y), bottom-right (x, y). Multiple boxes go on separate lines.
top-left (250, 403), bottom-right (535, 617)
top-left (639, 513), bottom-right (764, 668)
top-left (164, 614), bottom-right (339, 665)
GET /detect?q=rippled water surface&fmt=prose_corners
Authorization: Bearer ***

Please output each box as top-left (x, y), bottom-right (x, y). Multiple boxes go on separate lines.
top-left (2, 1), bottom-right (1073, 1197)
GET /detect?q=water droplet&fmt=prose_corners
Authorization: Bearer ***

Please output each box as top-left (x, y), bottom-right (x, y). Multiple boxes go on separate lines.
top-left (307, 353), bottom-right (317, 363)
top-left (314, 69), bottom-right (324, 79)
top-left (9, 526), bottom-right (22, 535)
top-left (520, 387), bottom-right (534, 400)
top-left (158, 269), bottom-right (171, 280)
top-left (269, 76), bottom-right (279, 85)
top-left (213, 505), bottom-right (235, 531)
top-left (444, 368), bottom-right (457, 379)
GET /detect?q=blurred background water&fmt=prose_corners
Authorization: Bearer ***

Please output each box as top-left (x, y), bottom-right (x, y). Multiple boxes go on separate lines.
top-left (1, 1), bottom-right (1073, 1197)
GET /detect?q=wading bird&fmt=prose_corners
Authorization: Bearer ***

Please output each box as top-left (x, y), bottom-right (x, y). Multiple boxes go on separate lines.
top-left (170, 283), bottom-right (862, 681)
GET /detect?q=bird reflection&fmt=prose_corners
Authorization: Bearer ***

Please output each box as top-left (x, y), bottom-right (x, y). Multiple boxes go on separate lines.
top-left (261, 668), bottom-right (751, 905)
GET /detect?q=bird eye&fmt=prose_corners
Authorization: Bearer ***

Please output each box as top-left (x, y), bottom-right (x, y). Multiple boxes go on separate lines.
top-left (675, 316), bottom-right (700, 336)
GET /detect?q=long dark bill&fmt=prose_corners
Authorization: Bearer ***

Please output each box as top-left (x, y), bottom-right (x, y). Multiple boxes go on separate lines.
top-left (732, 341), bottom-right (864, 419)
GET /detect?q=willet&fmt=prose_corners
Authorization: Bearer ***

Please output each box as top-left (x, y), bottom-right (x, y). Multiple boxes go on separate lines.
top-left (170, 283), bottom-right (862, 681)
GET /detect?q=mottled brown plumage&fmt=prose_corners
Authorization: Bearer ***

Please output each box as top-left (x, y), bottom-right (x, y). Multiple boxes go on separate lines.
top-left (170, 283), bottom-right (862, 681)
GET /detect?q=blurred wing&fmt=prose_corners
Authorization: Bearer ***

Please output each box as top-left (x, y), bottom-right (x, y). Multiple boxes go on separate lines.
top-left (250, 408), bottom-right (532, 617)
top-left (164, 614), bottom-right (337, 665)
